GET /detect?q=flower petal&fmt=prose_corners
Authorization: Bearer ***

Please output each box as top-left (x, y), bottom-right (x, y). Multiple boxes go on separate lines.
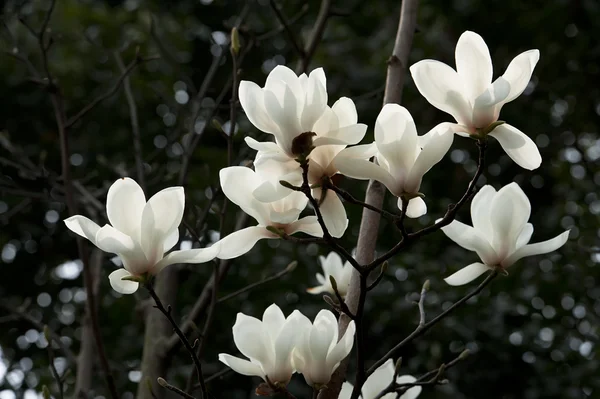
top-left (232, 313), bottom-right (274, 367)
top-left (472, 77), bottom-right (511, 127)
top-left (315, 188), bottom-right (348, 238)
top-left (108, 269), bottom-right (139, 294)
top-left (105, 177), bottom-right (146, 239)
top-left (154, 244), bottom-right (220, 273)
top-left (64, 215), bottom-right (101, 246)
top-left (503, 230), bottom-right (569, 268)
top-left (403, 196), bottom-right (427, 218)
top-left (286, 216), bottom-right (323, 237)
top-left (488, 183), bottom-right (531, 258)
top-left (95, 225), bottom-right (136, 254)
top-left (361, 359), bottom-right (395, 399)
top-left (488, 123), bottom-right (541, 170)
top-left (375, 104), bottom-right (418, 172)
top-left (500, 49), bottom-right (540, 104)
top-left (140, 187), bottom-right (185, 265)
top-left (339, 382), bottom-right (354, 399)
top-left (162, 228), bottom-right (179, 253)
top-left (262, 304), bottom-right (286, 342)
top-left (239, 80), bottom-right (278, 134)
top-left (444, 262), bottom-right (490, 286)
top-left (264, 82), bottom-right (302, 153)
top-left (218, 354), bottom-right (265, 379)
top-left (409, 60), bottom-right (471, 124)
top-left (516, 223), bottom-right (534, 249)
top-left (406, 124), bottom-right (454, 193)
top-left (326, 320), bottom-right (355, 371)
top-left (215, 226), bottom-right (276, 259)
top-left (440, 220), bottom-right (497, 265)
top-left (470, 185), bottom-right (497, 237)
top-left (301, 71), bottom-right (328, 131)
top-left (396, 375), bottom-right (422, 399)
top-left (455, 31), bottom-right (493, 99)
top-left (334, 157), bottom-right (396, 194)
top-left (220, 166), bottom-right (270, 225)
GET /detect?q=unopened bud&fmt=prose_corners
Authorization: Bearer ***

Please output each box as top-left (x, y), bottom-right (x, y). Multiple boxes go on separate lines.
top-left (157, 377), bottom-right (168, 387)
top-left (212, 119), bottom-right (223, 131)
top-left (422, 280), bottom-right (430, 292)
top-left (42, 385), bottom-right (51, 399)
top-left (329, 275), bottom-right (338, 292)
top-left (43, 325), bottom-right (51, 342)
top-left (230, 27), bottom-right (240, 55)
top-left (279, 180), bottom-right (298, 190)
top-left (459, 349), bottom-right (471, 360)
top-left (394, 357), bottom-right (403, 373)
top-left (285, 261), bottom-right (298, 272)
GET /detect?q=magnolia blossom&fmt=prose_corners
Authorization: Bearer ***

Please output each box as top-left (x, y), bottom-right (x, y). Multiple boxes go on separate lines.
top-left (247, 96), bottom-right (367, 237)
top-left (218, 304), bottom-right (306, 385)
top-left (334, 104), bottom-right (453, 218)
top-left (339, 359), bottom-right (421, 399)
top-left (441, 183), bottom-right (569, 286)
top-left (240, 65), bottom-right (367, 159)
top-left (292, 310), bottom-right (355, 387)
top-left (307, 251), bottom-right (353, 297)
top-left (410, 30), bottom-right (541, 170)
top-left (64, 178), bottom-right (219, 294)
top-left (214, 166), bottom-right (322, 259)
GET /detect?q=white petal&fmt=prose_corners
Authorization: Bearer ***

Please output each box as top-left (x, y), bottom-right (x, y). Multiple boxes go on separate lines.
top-left (339, 382), bottom-right (354, 399)
top-left (153, 244), bottom-right (220, 273)
top-left (396, 375), bottom-right (422, 399)
top-left (244, 137), bottom-right (287, 160)
top-left (334, 157), bottom-right (396, 194)
top-left (105, 177), bottom-right (146, 239)
top-left (470, 185), bottom-right (497, 237)
top-left (266, 65), bottom-right (304, 99)
top-left (315, 188), bottom-right (348, 238)
top-left (239, 80), bottom-right (278, 134)
top-left (503, 230), bottom-right (569, 268)
top-left (406, 125), bottom-right (454, 193)
top-left (271, 310), bottom-right (304, 381)
top-left (488, 124), bottom-right (541, 170)
top-left (361, 359), bottom-right (395, 399)
top-left (220, 166), bottom-right (270, 225)
top-left (500, 49), bottom-right (540, 104)
top-left (409, 60), bottom-right (472, 125)
top-left (403, 197), bottom-right (427, 218)
top-left (332, 97), bottom-right (358, 125)
top-left (163, 228), bottom-right (179, 253)
top-left (286, 216), bottom-right (323, 237)
top-left (488, 183), bottom-right (531, 258)
top-left (301, 72), bottom-right (328, 131)
top-left (233, 313), bottom-right (274, 367)
top-left (472, 77), bottom-right (511, 127)
top-left (326, 320), bottom-right (355, 371)
top-left (64, 215), bottom-right (101, 246)
top-left (218, 354), bottom-right (265, 379)
top-left (108, 269), bottom-right (139, 294)
top-left (375, 104), bottom-right (418, 172)
top-left (140, 187), bottom-right (185, 265)
top-left (516, 223), bottom-right (534, 249)
top-left (455, 31), bottom-right (493, 99)
top-left (444, 262), bottom-right (490, 286)
top-left (95, 225), bottom-right (136, 254)
top-left (440, 220), bottom-right (497, 265)
top-left (262, 304), bottom-right (286, 341)
top-left (306, 284), bottom-right (331, 295)
top-left (264, 82), bottom-right (302, 153)
top-left (215, 226), bottom-right (276, 259)
top-left (315, 123), bottom-right (369, 146)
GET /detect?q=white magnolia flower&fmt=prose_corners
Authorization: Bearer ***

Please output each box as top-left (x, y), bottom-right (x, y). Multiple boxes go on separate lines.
top-left (215, 166), bottom-right (322, 259)
top-left (334, 104), bottom-right (453, 218)
top-left (339, 359), bottom-right (421, 399)
top-left (410, 30), bottom-right (542, 170)
top-left (441, 183), bottom-right (570, 286)
top-left (64, 178), bottom-right (219, 294)
top-left (292, 310), bottom-right (355, 387)
top-left (247, 96), bottom-right (366, 238)
top-left (240, 65), bottom-right (367, 159)
top-left (218, 304), bottom-right (307, 385)
top-left (307, 251), bottom-right (353, 297)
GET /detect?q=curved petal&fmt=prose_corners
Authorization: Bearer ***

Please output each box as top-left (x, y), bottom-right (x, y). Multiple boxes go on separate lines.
top-left (262, 304), bottom-right (286, 342)
top-left (489, 183), bottom-right (531, 258)
top-left (455, 31), bottom-right (493, 99)
top-left (272, 310), bottom-right (305, 381)
top-left (266, 65), bottom-right (303, 99)
top-left (361, 359), bottom-right (395, 399)
top-left (108, 269), bottom-right (139, 294)
top-left (472, 77), bottom-right (511, 127)
top-left (140, 187), bottom-right (185, 265)
top-left (218, 353), bottom-right (265, 379)
top-left (220, 166), bottom-right (270, 225)
top-left (503, 230), bottom-right (569, 268)
top-left (339, 382), bottom-right (354, 399)
top-left (331, 97), bottom-right (358, 125)
top-left (440, 220), bottom-right (497, 265)
top-left (163, 228), bottom-right (179, 253)
top-left (488, 123), bottom-right (541, 170)
top-left (315, 123), bottom-right (369, 146)
top-left (233, 313), bottom-right (273, 367)
top-left (244, 137), bottom-right (287, 160)
top-left (403, 196), bottom-right (427, 218)
top-left (444, 262), bottom-right (490, 286)
top-left (215, 226), bottom-right (276, 259)
top-left (375, 104), bottom-right (418, 172)
top-left (64, 215), bottom-right (101, 246)
top-left (334, 157), bottom-right (396, 194)
top-left (396, 375), bottom-right (422, 399)
top-left (106, 177), bottom-right (146, 239)
top-left (406, 126), bottom-right (454, 193)
top-left (516, 223), bottom-right (534, 249)
top-left (287, 216), bottom-right (323, 237)
top-left (306, 284), bottom-right (332, 295)
top-left (500, 49), bottom-right (540, 104)
top-left (301, 72), bottom-right (328, 131)
top-left (95, 225), bottom-right (136, 254)
top-left (264, 82), bottom-right (302, 154)
top-left (409, 60), bottom-right (471, 125)
top-left (239, 80), bottom-right (278, 134)
top-left (470, 185), bottom-right (497, 237)
top-left (315, 188), bottom-right (348, 238)
top-left (326, 320), bottom-right (355, 370)
top-left (154, 244), bottom-right (220, 273)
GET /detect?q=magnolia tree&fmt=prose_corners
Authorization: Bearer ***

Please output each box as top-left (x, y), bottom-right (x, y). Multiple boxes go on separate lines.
top-left (1, 1), bottom-right (572, 399)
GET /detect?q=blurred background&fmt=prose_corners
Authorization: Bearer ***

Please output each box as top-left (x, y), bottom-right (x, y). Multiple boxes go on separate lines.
top-left (0, 0), bottom-right (598, 398)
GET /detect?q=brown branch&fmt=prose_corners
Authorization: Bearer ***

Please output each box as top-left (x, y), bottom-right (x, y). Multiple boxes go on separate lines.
top-left (368, 271), bottom-right (497, 375)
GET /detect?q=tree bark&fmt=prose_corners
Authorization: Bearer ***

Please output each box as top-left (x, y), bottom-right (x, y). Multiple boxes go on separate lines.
top-left (318, 1), bottom-right (420, 398)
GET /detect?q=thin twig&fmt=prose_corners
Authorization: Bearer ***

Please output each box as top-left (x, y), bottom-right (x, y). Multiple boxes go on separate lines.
top-left (269, 0), bottom-right (306, 58)
top-left (326, 181), bottom-right (398, 222)
top-left (157, 377), bottom-right (196, 399)
top-left (44, 326), bottom-right (65, 399)
top-left (146, 282), bottom-right (207, 399)
top-left (367, 271), bottom-right (498, 375)
top-left (296, 0), bottom-right (333, 73)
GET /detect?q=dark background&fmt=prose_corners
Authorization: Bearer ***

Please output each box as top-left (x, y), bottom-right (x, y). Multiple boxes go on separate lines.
top-left (0, 0), bottom-right (598, 398)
